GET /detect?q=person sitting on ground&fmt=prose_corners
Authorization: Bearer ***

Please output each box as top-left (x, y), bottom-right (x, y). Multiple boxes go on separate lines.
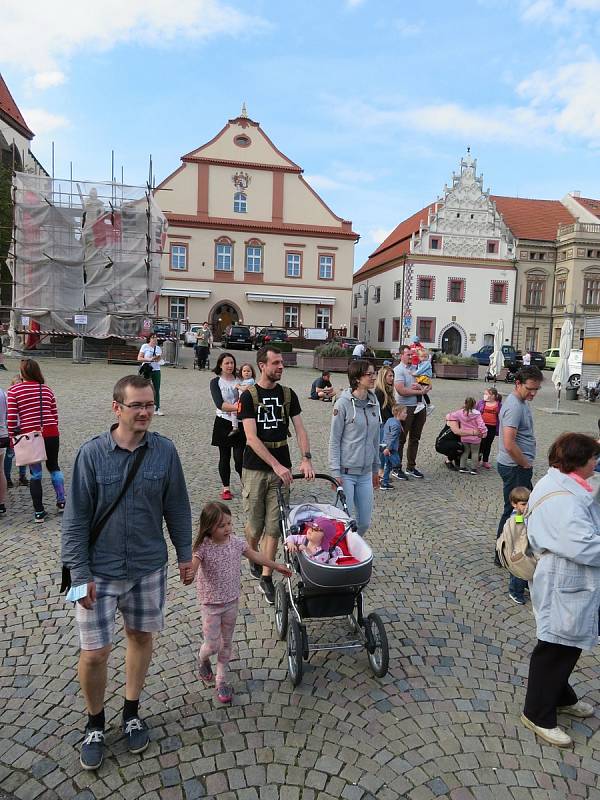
top-left (310, 371), bottom-right (335, 401)
top-left (285, 517), bottom-right (343, 564)
top-left (412, 349), bottom-right (434, 414)
top-left (380, 404), bottom-right (407, 490)
top-left (446, 397), bottom-right (487, 474)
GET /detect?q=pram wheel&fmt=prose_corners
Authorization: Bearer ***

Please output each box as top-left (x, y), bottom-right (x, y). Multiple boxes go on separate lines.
top-left (274, 582), bottom-right (289, 640)
top-left (287, 618), bottom-right (304, 686)
top-left (364, 613), bottom-right (389, 678)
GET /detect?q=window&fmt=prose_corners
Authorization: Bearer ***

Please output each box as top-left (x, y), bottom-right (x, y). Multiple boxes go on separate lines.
top-left (353, 294), bottom-right (358, 309)
top-left (284, 305), bottom-right (299, 328)
top-left (416, 317), bottom-right (435, 342)
top-left (246, 245), bottom-right (263, 273)
top-left (316, 306), bottom-right (332, 329)
top-left (394, 281), bottom-right (402, 299)
top-left (234, 135), bottom-right (251, 147)
top-left (555, 279), bottom-right (566, 306)
top-left (234, 192), bottom-right (247, 213)
top-left (392, 318), bottom-right (400, 340)
top-left (168, 297), bottom-right (187, 319)
top-left (430, 236), bottom-right (441, 250)
top-left (215, 242), bottom-right (233, 271)
top-left (448, 278), bottom-right (465, 303)
top-left (486, 241), bottom-right (498, 254)
top-left (491, 281), bottom-right (508, 304)
top-left (529, 252), bottom-right (545, 261)
top-left (526, 278), bottom-right (545, 306)
top-left (170, 244), bottom-right (187, 271)
top-left (416, 276), bottom-right (435, 300)
top-left (286, 252), bottom-right (301, 278)
top-left (584, 277), bottom-right (600, 306)
top-left (525, 327), bottom-right (538, 351)
top-left (374, 287), bottom-right (381, 303)
top-left (318, 254), bottom-right (334, 280)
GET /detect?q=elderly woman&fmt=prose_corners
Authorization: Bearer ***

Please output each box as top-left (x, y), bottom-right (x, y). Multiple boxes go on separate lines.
top-left (521, 432), bottom-right (600, 748)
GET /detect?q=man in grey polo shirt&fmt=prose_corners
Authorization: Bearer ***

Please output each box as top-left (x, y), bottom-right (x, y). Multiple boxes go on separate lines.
top-left (62, 375), bottom-right (193, 771)
top-left (393, 344), bottom-right (431, 479)
top-left (495, 365), bottom-right (543, 601)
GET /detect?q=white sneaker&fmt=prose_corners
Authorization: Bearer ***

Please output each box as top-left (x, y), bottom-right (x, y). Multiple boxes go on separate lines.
top-left (426, 404), bottom-right (435, 415)
top-left (557, 700), bottom-right (594, 718)
top-left (414, 402), bottom-right (426, 414)
top-left (520, 714), bottom-right (572, 747)
top-left (155, 409), bottom-right (165, 416)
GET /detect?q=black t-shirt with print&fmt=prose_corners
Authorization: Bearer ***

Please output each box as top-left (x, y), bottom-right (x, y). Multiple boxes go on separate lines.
top-left (238, 383), bottom-right (301, 470)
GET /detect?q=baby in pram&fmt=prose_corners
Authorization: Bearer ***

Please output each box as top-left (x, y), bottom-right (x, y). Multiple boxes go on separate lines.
top-left (285, 516), bottom-right (343, 565)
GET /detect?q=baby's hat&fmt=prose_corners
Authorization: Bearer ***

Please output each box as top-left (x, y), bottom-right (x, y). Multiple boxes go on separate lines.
top-left (311, 516), bottom-right (339, 548)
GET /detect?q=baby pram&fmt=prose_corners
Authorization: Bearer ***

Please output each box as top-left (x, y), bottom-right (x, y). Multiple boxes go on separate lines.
top-left (275, 473), bottom-right (389, 686)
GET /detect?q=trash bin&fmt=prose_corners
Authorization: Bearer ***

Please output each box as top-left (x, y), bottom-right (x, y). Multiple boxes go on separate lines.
top-left (566, 386), bottom-right (579, 401)
top-left (162, 339), bottom-right (175, 364)
top-left (72, 337), bottom-right (85, 363)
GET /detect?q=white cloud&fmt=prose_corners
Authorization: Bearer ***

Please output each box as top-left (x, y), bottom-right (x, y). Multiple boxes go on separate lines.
top-left (304, 174), bottom-right (346, 191)
top-left (369, 226), bottom-right (393, 245)
top-left (393, 18), bottom-right (422, 36)
top-left (520, 0), bottom-right (600, 24)
top-left (30, 71), bottom-right (66, 90)
top-left (1, 0), bottom-right (267, 76)
top-left (345, 0), bottom-right (366, 7)
top-left (21, 108), bottom-right (70, 135)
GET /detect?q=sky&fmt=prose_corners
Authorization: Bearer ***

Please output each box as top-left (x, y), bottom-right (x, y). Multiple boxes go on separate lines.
top-left (2, 0), bottom-right (600, 269)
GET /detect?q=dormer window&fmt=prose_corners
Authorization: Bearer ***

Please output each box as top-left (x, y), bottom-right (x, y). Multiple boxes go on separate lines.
top-left (234, 192), bottom-right (247, 213)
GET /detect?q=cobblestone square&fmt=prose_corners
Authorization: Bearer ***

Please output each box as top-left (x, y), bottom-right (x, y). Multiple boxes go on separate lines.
top-left (2, 350), bottom-right (600, 800)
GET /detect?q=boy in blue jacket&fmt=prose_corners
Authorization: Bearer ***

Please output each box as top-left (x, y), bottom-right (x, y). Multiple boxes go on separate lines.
top-left (381, 404), bottom-right (407, 489)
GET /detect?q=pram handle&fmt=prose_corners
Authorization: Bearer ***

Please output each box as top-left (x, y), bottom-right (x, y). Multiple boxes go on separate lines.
top-left (291, 472), bottom-right (342, 488)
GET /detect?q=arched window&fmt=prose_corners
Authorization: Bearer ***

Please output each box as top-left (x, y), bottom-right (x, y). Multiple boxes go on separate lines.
top-left (234, 192), bottom-right (247, 213)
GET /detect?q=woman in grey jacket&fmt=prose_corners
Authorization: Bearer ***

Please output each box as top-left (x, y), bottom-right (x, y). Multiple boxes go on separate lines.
top-left (329, 360), bottom-right (380, 535)
top-left (521, 432), bottom-right (600, 748)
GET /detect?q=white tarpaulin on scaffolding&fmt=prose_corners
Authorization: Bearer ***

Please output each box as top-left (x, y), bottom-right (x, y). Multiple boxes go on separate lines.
top-left (9, 172), bottom-right (167, 338)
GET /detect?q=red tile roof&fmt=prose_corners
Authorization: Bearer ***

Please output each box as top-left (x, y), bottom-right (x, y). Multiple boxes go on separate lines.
top-left (0, 73), bottom-right (33, 139)
top-left (572, 196), bottom-right (600, 220)
top-left (355, 195), bottom-right (578, 280)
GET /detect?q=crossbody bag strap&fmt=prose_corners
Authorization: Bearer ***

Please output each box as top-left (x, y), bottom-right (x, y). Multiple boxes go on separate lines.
top-left (89, 445), bottom-right (147, 549)
top-left (525, 489), bottom-right (571, 520)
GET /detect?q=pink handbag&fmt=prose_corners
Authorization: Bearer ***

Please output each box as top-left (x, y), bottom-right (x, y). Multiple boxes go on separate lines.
top-left (14, 430), bottom-right (47, 466)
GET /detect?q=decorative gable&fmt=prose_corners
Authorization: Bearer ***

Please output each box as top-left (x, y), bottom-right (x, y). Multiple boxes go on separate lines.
top-left (411, 151), bottom-right (515, 260)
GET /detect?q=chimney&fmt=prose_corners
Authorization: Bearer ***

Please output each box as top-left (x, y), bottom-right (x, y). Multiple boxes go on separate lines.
top-left (571, 190), bottom-right (581, 197)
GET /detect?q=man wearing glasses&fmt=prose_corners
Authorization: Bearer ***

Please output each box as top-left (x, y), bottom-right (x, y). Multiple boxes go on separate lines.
top-left (61, 375), bottom-right (192, 771)
top-left (495, 366), bottom-right (544, 602)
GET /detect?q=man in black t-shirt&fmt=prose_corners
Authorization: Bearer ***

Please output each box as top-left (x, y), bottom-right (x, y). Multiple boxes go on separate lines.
top-left (310, 371), bottom-right (334, 401)
top-left (239, 345), bottom-right (314, 604)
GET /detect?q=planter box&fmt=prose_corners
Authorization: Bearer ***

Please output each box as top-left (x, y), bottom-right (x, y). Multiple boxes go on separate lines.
top-left (313, 354), bottom-right (350, 373)
top-left (282, 352), bottom-right (297, 367)
top-left (435, 364), bottom-right (479, 380)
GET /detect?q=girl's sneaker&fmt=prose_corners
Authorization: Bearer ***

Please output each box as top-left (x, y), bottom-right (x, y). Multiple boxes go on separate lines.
top-left (220, 488), bottom-right (233, 501)
top-left (216, 684), bottom-right (233, 704)
top-left (198, 660), bottom-right (214, 685)
top-left (34, 510), bottom-right (47, 523)
top-left (482, 462), bottom-right (492, 469)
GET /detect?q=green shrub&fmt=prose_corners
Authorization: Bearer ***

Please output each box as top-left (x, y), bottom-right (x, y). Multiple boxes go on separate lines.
top-left (276, 341), bottom-right (293, 352)
top-left (374, 349), bottom-right (392, 359)
top-left (438, 354), bottom-right (479, 366)
top-left (315, 342), bottom-right (350, 358)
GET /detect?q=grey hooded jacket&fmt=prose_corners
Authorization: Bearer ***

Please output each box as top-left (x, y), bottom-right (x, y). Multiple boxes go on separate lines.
top-left (329, 388), bottom-right (381, 478)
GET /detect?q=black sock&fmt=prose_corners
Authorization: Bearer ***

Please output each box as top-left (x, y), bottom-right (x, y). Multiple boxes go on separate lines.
top-left (263, 575), bottom-right (273, 584)
top-left (123, 698), bottom-right (139, 721)
top-left (88, 709), bottom-right (105, 731)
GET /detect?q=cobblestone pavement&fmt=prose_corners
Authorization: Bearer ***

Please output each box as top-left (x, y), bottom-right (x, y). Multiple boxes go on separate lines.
top-left (3, 350), bottom-right (600, 800)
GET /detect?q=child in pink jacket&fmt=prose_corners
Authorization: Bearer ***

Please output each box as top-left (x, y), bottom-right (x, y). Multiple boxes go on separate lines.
top-left (446, 397), bottom-right (488, 474)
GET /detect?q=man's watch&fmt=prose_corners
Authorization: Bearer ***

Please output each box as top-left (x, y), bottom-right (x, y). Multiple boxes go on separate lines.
top-left (302, 452), bottom-right (312, 460)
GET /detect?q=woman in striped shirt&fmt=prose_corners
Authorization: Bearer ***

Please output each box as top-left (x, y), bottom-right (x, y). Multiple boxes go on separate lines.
top-left (7, 359), bottom-right (65, 523)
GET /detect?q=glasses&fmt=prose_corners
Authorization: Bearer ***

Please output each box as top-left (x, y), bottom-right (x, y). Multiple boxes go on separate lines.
top-left (364, 372), bottom-right (376, 377)
top-left (118, 402), bottom-right (156, 410)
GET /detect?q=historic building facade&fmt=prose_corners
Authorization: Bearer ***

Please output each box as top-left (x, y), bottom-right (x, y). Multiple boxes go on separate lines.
top-left (354, 153), bottom-right (600, 354)
top-left (0, 73), bottom-right (46, 175)
top-left (156, 108), bottom-right (358, 336)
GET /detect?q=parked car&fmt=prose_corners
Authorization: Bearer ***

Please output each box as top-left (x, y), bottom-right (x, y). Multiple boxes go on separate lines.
top-left (542, 348), bottom-right (560, 370)
top-left (184, 324), bottom-right (202, 346)
top-left (522, 351), bottom-right (546, 370)
top-left (153, 321), bottom-right (177, 341)
top-left (253, 327), bottom-right (288, 349)
top-left (221, 324), bottom-right (253, 350)
top-left (567, 349), bottom-right (583, 388)
top-left (471, 345), bottom-right (522, 368)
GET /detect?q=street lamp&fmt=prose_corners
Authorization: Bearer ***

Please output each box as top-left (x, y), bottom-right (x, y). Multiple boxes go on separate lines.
top-left (356, 281), bottom-right (378, 344)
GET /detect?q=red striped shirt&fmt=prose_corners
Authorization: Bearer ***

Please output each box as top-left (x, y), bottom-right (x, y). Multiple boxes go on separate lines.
top-left (7, 382), bottom-right (59, 438)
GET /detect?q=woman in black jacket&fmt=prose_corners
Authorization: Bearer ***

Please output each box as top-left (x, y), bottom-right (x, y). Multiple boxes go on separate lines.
top-left (209, 352), bottom-right (245, 500)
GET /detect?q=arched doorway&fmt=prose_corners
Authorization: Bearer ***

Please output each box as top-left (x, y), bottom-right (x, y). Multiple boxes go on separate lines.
top-left (210, 302), bottom-right (241, 339)
top-left (441, 325), bottom-right (462, 355)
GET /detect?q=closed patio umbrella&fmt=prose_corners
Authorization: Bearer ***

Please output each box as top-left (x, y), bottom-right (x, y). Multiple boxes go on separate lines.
top-left (552, 319), bottom-right (573, 410)
top-left (488, 319), bottom-right (505, 382)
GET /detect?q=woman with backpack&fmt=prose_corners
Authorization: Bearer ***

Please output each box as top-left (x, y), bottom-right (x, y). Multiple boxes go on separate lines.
top-left (521, 432), bottom-right (600, 748)
top-left (209, 352), bottom-right (245, 501)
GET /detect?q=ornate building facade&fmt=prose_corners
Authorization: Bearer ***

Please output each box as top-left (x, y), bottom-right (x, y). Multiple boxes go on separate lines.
top-left (0, 73), bottom-right (46, 175)
top-left (156, 108), bottom-right (358, 336)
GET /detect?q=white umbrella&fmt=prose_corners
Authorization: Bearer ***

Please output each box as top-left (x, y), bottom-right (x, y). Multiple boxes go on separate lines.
top-left (552, 319), bottom-right (573, 409)
top-left (488, 319), bottom-right (505, 382)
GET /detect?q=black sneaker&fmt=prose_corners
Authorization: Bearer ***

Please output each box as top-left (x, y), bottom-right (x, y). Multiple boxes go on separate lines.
top-left (56, 501), bottom-right (66, 512)
top-left (379, 484), bottom-right (395, 490)
top-left (406, 468), bottom-right (424, 479)
top-left (34, 510), bottom-right (47, 524)
top-left (259, 578), bottom-right (275, 605)
top-left (80, 727), bottom-right (105, 770)
top-left (6, 479), bottom-right (13, 488)
top-left (249, 562), bottom-right (262, 580)
top-left (123, 716), bottom-right (150, 754)
top-left (391, 469), bottom-right (409, 481)
top-left (19, 476), bottom-right (29, 487)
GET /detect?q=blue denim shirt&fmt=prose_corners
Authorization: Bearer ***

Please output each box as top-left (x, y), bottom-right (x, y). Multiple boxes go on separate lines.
top-left (61, 428), bottom-right (192, 584)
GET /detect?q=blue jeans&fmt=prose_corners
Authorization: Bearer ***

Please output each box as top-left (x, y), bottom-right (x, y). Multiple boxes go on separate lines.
top-left (341, 472), bottom-right (374, 536)
top-left (382, 452), bottom-right (400, 485)
top-left (497, 462), bottom-right (533, 599)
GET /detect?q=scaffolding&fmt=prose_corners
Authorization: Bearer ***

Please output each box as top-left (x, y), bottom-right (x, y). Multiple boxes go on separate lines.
top-left (9, 171), bottom-right (167, 340)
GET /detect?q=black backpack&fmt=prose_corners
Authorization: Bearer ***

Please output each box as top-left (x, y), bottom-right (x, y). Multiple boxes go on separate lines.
top-left (435, 424), bottom-right (464, 457)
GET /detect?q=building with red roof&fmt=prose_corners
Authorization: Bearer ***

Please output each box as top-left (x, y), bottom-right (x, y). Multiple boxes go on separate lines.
top-left (0, 73), bottom-right (46, 175)
top-left (353, 152), bottom-right (600, 354)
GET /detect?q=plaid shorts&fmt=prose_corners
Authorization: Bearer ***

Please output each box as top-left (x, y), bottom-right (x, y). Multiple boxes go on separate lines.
top-left (75, 565), bottom-right (167, 650)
